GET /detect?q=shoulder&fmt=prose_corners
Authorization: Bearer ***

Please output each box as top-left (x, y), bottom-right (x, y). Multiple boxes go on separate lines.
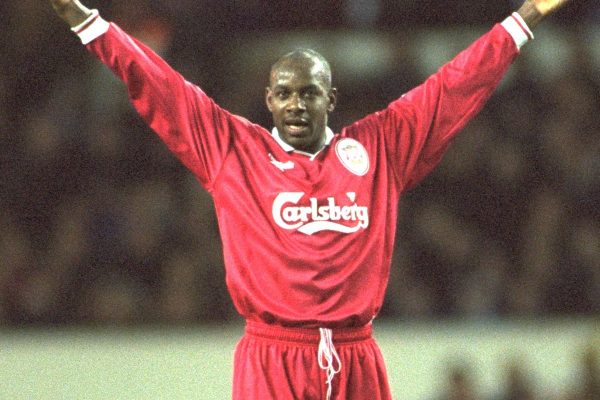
top-left (341, 102), bottom-right (412, 138)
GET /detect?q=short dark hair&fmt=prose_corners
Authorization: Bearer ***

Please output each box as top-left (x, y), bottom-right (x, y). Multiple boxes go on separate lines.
top-left (270, 48), bottom-right (332, 89)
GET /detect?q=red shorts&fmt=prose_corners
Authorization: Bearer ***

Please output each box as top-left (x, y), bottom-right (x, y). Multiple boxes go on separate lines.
top-left (233, 320), bottom-right (392, 400)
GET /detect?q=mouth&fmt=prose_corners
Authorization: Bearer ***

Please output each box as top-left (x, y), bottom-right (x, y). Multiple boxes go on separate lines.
top-left (284, 119), bottom-right (310, 136)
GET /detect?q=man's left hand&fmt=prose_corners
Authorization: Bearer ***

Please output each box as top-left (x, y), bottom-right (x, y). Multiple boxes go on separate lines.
top-left (517, 0), bottom-right (572, 29)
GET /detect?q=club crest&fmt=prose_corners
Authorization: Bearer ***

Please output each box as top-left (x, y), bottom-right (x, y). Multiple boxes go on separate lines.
top-left (335, 138), bottom-right (369, 176)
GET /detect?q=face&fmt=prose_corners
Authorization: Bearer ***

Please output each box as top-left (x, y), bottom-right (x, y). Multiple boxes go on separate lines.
top-left (266, 58), bottom-right (337, 154)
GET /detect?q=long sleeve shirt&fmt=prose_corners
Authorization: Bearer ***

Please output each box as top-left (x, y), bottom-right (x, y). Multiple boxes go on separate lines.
top-left (73, 12), bottom-right (531, 328)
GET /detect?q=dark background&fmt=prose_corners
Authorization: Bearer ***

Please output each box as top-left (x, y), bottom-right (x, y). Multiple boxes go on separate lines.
top-left (0, 0), bottom-right (598, 327)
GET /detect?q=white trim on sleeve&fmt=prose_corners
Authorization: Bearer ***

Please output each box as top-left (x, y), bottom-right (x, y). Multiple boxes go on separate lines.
top-left (71, 9), bottom-right (110, 45)
top-left (501, 12), bottom-right (534, 50)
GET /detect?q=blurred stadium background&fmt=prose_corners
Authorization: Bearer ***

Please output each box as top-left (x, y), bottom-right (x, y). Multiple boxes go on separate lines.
top-left (1, 1), bottom-right (599, 399)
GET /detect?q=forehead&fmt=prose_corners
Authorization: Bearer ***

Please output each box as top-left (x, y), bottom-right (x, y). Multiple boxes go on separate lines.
top-left (270, 58), bottom-right (329, 89)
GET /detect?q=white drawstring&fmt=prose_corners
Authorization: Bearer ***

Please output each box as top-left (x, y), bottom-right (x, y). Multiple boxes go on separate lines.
top-left (318, 328), bottom-right (342, 400)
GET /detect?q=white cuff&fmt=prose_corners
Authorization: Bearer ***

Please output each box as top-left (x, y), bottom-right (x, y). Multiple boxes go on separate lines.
top-left (71, 9), bottom-right (110, 45)
top-left (501, 12), bottom-right (534, 50)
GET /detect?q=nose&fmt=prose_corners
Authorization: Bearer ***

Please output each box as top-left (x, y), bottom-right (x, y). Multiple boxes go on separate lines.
top-left (286, 93), bottom-right (306, 112)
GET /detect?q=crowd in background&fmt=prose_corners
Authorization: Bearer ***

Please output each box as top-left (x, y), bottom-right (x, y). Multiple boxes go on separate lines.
top-left (1, 0), bottom-right (599, 325)
top-left (1, 1), bottom-right (599, 400)
top-left (434, 344), bottom-right (599, 400)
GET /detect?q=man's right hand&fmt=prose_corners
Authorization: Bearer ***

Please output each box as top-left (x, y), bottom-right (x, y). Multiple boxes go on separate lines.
top-left (532, 0), bottom-right (570, 16)
top-left (50, 0), bottom-right (93, 28)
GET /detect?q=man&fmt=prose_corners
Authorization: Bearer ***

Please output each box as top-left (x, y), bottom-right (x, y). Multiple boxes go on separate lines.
top-left (49, 1), bottom-right (570, 399)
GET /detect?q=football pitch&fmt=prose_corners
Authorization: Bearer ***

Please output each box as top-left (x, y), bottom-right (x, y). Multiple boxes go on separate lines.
top-left (0, 319), bottom-right (596, 399)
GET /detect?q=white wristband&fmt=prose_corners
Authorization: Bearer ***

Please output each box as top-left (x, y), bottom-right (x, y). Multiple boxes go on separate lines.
top-left (71, 9), bottom-right (110, 45)
top-left (501, 12), bottom-right (534, 50)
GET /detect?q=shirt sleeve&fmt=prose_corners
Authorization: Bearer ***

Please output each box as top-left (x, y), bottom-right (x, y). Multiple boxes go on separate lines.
top-left (74, 12), bottom-right (252, 191)
top-left (378, 19), bottom-right (530, 192)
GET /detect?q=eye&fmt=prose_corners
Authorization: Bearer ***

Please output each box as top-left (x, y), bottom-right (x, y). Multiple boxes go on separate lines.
top-left (275, 90), bottom-right (289, 100)
top-left (303, 88), bottom-right (319, 99)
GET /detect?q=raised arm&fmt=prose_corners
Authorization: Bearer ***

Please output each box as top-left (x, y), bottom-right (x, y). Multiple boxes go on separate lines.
top-left (379, 0), bottom-right (573, 191)
top-left (48, 0), bottom-right (244, 191)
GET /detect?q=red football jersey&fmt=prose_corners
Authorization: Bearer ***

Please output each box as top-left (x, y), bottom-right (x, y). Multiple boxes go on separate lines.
top-left (80, 17), bottom-right (521, 328)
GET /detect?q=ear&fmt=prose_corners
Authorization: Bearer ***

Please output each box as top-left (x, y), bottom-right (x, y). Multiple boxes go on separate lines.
top-left (265, 87), bottom-right (274, 112)
top-left (327, 88), bottom-right (338, 113)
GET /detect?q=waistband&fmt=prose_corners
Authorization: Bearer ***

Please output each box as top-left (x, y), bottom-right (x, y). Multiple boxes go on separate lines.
top-left (245, 320), bottom-right (373, 345)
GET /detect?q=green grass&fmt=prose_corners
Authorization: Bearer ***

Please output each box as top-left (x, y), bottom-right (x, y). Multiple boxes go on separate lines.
top-left (1, 319), bottom-right (597, 399)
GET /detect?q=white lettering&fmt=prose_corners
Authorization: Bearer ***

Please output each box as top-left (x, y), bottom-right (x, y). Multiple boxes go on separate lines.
top-left (272, 192), bottom-right (369, 235)
top-left (272, 192), bottom-right (305, 230)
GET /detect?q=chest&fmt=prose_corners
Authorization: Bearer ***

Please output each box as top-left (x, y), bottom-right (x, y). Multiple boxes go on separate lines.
top-left (260, 137), bottom-right (372, 194)
top-left (215, 137), bottom-right (376, 236)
